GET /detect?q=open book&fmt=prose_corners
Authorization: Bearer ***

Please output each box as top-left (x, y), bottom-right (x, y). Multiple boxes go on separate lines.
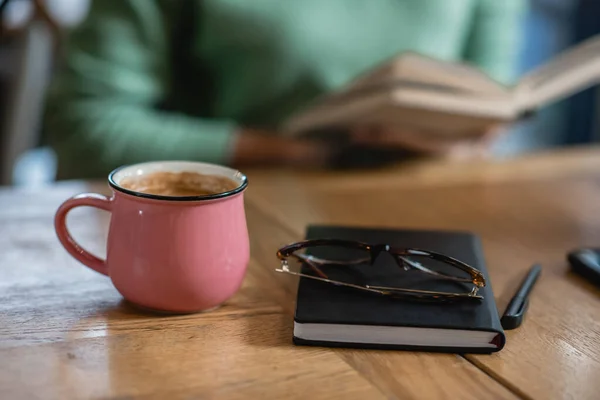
top-left (282, 34), bottom-right (600, 138)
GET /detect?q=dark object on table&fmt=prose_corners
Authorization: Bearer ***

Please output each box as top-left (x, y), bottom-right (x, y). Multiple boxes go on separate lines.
top-left (299, 127), bottom-right (419, 169)
top-left (330, 145), bottom-right (418, 169)
top-left (567, 248), bottom-right (600, 286)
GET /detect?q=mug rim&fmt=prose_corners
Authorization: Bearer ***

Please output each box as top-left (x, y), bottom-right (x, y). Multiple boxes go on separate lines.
top-left (108, 161), bottom-right (248, 202)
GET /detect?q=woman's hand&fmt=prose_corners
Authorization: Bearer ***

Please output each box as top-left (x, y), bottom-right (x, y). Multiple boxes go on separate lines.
top-left (350, 124), bottom-right (503, 161)
top-left (230, 123), bottom-right (504, 169)
top-left (231, 128), bottom-right (333, 168)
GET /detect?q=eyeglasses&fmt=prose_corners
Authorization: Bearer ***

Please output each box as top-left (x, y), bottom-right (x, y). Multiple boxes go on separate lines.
top-left (275, 239), bottom-right (486, 301)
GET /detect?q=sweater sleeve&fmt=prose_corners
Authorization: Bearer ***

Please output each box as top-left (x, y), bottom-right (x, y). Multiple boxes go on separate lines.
top-left (44, 0), bottom-right (237, 179)
top-left (463, 0), bottom-right (528, 85)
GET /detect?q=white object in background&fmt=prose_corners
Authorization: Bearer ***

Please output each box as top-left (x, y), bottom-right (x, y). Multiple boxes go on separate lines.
top-left (1, 0), bottom-right (34, 30)
top-left (45, 0), bottom-right (91, 27)
top-left (13, 147), bottom-right (57, 187)
top-left (2, 0), bottom-right (91, 29)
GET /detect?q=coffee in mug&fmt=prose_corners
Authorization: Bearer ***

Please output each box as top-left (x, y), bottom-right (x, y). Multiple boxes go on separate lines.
top-left (54, 161), bottom-right (249, 313)
top-left (120, 171), bottom-right (239, 197)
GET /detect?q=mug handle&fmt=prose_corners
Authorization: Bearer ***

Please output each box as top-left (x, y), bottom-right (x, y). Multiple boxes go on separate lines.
top-left (54, 193), bottom-right (113, 276)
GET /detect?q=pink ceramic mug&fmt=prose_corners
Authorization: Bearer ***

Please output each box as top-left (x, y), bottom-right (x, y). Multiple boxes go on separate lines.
top-left (54, 161), bottom-right (250, 313)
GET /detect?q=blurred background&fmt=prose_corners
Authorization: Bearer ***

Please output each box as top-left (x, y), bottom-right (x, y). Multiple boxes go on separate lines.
top-left (1, 0), bottom-right (599, 187)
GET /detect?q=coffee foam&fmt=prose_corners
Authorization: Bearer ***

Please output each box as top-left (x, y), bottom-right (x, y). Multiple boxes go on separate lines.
top-left (120, 171), bottom-right (238, 197)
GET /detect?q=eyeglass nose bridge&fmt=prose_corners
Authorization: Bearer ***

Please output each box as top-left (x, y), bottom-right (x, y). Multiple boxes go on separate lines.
top-left (369, 244), bottom-right (391, 264)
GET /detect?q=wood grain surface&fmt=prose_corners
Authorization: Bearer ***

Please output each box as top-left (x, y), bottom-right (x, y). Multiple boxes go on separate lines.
top-left (1, 146), bottom-right (599, 399)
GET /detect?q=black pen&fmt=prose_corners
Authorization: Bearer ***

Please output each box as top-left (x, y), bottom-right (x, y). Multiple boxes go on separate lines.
top-left (501, 264), bottom-right (542, 330)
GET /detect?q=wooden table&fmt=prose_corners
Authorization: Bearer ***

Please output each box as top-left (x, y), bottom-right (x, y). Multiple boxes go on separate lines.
top-left (1, 146), bottom-right (599, 399)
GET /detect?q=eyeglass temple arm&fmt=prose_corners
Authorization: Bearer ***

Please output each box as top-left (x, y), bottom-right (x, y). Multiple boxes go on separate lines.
top-left (275, 265), bottom-right (483, 300)
top-left (397, 257), bottom-right (472, 283)
top-left (277, 239), bottom-right (373, 259)
top-left (398, 249), bottom-right (486, 287)
top-left (293, 253), bottom-right (371, 266)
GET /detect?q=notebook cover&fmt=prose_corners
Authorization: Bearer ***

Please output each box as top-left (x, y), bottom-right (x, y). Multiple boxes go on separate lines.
top-left (292, 225), bottom-right (505, 353)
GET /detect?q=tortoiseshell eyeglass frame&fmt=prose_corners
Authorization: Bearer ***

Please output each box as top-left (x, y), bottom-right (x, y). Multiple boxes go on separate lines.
top-left (276, 239), bottom-right (486, 301)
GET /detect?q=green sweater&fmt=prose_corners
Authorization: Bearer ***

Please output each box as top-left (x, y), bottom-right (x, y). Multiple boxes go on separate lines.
top-left (45, 0), bottom-right (526, 178)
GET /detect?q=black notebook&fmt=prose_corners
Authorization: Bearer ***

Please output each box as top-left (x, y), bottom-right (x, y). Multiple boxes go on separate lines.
top-left (292, 225), bottom-right (505, 353)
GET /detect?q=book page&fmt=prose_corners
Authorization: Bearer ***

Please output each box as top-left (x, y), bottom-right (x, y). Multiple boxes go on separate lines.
top-left (517, 34), bottom-right (600, 111)
top-left (344, 52), bottom-right (508, 96)
top-left (390, 89), bottom-right (515, 119)
top-left (282, 88), bottom-right (514, 137)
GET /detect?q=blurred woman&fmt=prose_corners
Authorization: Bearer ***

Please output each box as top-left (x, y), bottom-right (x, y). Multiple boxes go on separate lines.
top-left (43, 0), bottom-right (526, 178)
